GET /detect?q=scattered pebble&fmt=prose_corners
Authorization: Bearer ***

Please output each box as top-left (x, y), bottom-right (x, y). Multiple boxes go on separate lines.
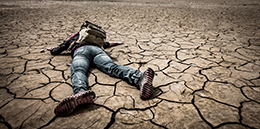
top-left (40, 49), bottom-right (45, 53)
top-left (1, 50), bottom-right (7, 54)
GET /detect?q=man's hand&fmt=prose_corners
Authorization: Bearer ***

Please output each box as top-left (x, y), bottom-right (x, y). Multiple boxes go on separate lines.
top-left (109, 41), bottom-right (124, 47)
top-left (46, 47), bottom-right (55, 51)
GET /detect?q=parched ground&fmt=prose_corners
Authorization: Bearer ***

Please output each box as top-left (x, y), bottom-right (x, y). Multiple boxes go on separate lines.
top-left (0, 0), bottom-right (260, 128)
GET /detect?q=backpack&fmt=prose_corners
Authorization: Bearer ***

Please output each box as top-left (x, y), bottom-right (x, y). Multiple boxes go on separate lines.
top-left (68, 21), bottom-right (106, 50)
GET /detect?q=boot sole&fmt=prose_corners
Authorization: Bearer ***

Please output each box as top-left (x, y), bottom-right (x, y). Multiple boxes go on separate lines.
top-left (140, 68), bottom-right (155, 100)
top-left (54, 90), bottom-right (95, 116)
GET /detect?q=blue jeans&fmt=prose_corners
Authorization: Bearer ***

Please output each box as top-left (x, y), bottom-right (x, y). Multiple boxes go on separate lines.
top-left (71, 45), bottom-right (142, 94)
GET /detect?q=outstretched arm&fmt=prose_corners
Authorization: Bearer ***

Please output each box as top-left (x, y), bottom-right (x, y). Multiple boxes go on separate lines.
top-left (47, 33), bottom-right (79, 55)
top-left (46, 40), bottom-right (71, 55)
top-left (103, 41), bottom-right (124, 49)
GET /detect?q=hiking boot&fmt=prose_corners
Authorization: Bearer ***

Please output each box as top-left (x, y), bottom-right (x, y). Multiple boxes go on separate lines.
top-left (54, 90), bottom-right (96, 116)
top-left (138, 67), bottom-right (155, 100)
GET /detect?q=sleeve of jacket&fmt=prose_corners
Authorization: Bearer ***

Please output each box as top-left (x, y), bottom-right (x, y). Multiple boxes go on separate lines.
top-left (50, 40), bottom-right (71, 55)
top-left (103, 42), bottom-right (110, 49)
top-left (50, 33), bottom-right (79, 55)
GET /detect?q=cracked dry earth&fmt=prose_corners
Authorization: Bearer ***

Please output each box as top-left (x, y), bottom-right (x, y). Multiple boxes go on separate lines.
top-left (0, 0), bottom-right (260, 128)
